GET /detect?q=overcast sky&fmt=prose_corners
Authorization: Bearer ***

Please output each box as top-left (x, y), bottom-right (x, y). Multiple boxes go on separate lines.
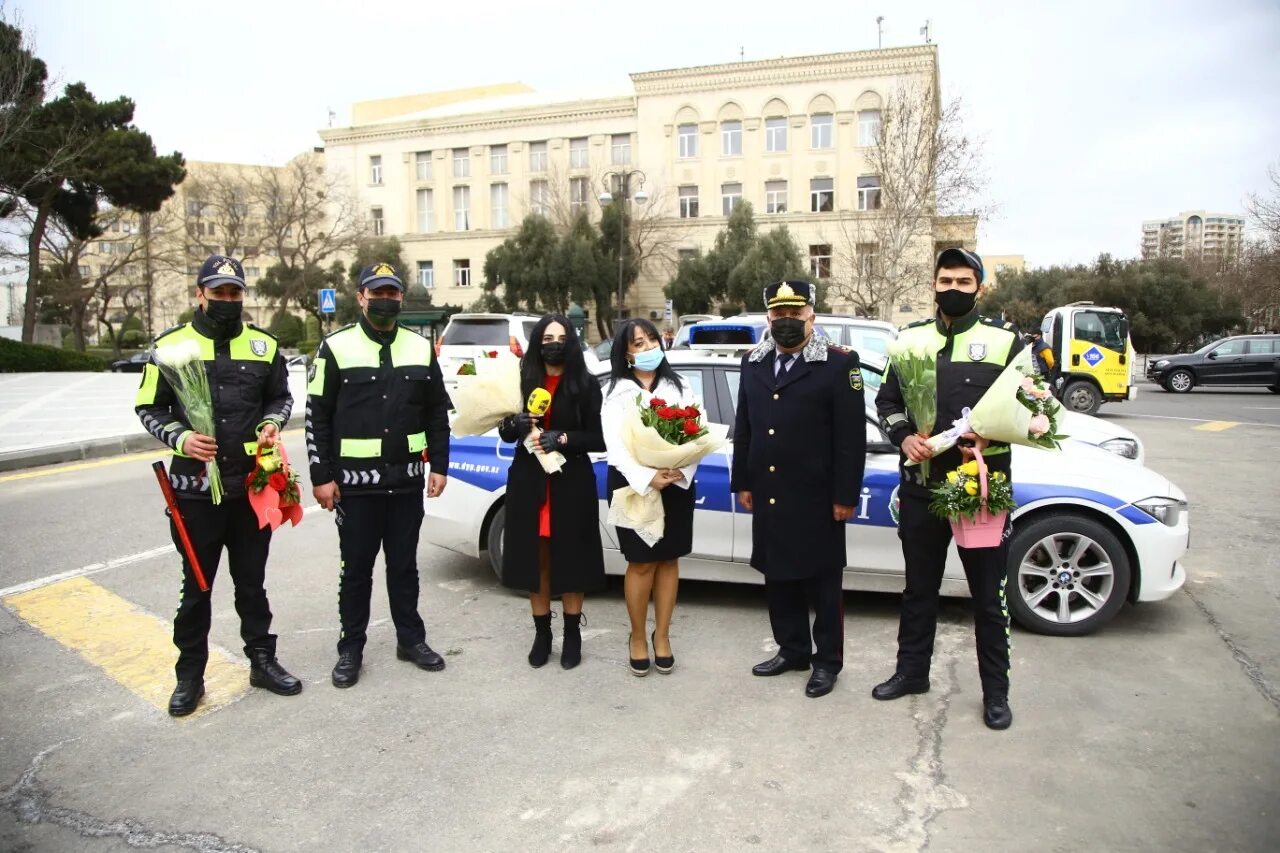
top-left (13, 0), bottom-right (1280, 267)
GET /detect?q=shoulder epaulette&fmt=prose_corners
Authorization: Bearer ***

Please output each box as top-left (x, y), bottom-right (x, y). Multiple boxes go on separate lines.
top-left (247, 323), bottom-right (278, 341)
top-left (324, 323), bottom-right (357, 339)
top-left (154, 323), bottom-right (187, 341)
top-left (902, 318), bottom-right (933, 331)
top-left (979, 315), bottom-right (1019, 333)
top-left (827, 344), bottom-right (850, 354)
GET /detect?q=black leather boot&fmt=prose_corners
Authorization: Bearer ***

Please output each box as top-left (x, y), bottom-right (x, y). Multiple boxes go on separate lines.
top-left (561, 612), bottom-right (583, 670)
top-left (248, 649), bottom-right (302, 696)
top-left (396, 641), bottom-right (446, 671)
top-left (332, 650), bottom-right (362, 688)
top-left (983, 695), bottom-right (1013, 730)
top-left (528, 613), bottom-right (553, 668)
top-left (168, 679), bottom-right (204, 716)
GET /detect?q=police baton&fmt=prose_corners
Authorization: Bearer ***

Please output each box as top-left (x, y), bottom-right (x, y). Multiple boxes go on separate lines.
top-left (152, 461), bottom-right (209, 592)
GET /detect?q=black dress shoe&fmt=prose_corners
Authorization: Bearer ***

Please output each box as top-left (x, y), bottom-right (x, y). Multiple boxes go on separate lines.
top-left (168, 679), bottom-right (204, 716)
top-left (652, 630), bottom-right (674, 674)
top-left (983, 695), bottom-right (1013, 730)
top-left (871, 671), bottom-right (931, 701)
top-left (248, 650), bottom-right (302, 696)
top-left (331, 651), bottom-right (362, 688)
top-left (751, 654), bottom-right (810, 677)
top-left (397, 642), bottom-right (446, 672)
top-left (628, 633), bottom-right (650, 677)
top-left (805, 669), bottom-right (838, 698)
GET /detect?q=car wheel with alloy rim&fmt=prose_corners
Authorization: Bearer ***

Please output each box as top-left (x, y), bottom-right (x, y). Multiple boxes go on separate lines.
top-left (1165, 369), bottom-right (1194, 393)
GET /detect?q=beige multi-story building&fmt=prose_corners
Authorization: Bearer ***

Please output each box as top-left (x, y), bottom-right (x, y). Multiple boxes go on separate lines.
top-left (320, 45), bottom-right (974, 335)
top-left (1141, 211), bottom-right (1244, 262)
top-left (980, 254), bottom-right (1025, 290)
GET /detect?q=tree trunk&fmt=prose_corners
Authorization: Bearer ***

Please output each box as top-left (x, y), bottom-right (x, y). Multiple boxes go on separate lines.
top-left (69, 299), bottom-right (87, 352)
top-left (21, 194), bottom-right (53, 343)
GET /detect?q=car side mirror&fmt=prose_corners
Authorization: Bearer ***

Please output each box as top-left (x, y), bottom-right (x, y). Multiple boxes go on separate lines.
top-left (1206, 351), bottom-right (1217, 360)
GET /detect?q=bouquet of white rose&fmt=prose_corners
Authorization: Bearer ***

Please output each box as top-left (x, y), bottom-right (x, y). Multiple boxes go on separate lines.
top-left (450, 354), bottom-right (523, 437)
top-left (152, 338), bottom-right (222, 503)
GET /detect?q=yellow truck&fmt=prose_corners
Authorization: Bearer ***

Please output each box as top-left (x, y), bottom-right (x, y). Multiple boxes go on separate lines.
top-left (1040, 302), bottom-right (1137, 415)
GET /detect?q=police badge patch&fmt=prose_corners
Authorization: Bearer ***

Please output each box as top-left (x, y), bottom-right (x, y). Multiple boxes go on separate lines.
top-left (251, 339), bottom-right (268, 356)
top-left (968, 342), bottom-right (987, 361)
top-left (849, 369), bottom-right (863, 391)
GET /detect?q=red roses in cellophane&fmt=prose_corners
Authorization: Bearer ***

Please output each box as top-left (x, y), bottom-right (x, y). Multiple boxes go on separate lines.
top-left (245, 443), bottom-right (304, 531)
top-left (639, 397), bottom-right (709, 445)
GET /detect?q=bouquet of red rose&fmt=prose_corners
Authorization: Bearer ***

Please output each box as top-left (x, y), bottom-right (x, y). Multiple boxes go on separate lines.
top-left (245, 443), bottom-right (304, 531)
top-left (606, 394), bottom-right (728, 546)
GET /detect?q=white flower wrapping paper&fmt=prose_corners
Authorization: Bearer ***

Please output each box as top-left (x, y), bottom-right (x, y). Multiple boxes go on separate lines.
top-left (449, 356), bottom-right (523, 436)
top-left (152, 338), bottom-right (224, 502)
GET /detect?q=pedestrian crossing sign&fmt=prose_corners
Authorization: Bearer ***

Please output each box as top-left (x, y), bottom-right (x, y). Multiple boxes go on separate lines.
top-left (318, 288), bottom-right (337, 314)
top-left (1082, 346), bottom-right (1104, 367)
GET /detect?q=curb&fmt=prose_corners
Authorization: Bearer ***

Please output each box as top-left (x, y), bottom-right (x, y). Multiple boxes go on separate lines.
top-left (0, 415), bottom-right (304, 474)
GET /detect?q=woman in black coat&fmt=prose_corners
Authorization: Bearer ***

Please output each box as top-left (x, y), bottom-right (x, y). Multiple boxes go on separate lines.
top-left (498, 315), bottom-right (605, 670)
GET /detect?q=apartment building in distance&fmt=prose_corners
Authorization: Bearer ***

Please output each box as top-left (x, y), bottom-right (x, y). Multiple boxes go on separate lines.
top-left (1141, 211), bottom-right (1245, 263)
top-left (981, 254), bottom-right (1025, 290)
top-left (319, 45), bottom-right (975, 335)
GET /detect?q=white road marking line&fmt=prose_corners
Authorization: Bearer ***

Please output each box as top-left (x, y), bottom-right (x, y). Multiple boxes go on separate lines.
top-left (1108, 413), bottom-right (1280, 428)
top-left (0, 503), bottom-right (327, 597)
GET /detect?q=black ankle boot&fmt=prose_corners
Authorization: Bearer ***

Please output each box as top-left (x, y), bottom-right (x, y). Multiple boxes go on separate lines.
top-left (561, 612), bottom-right (583, 670)
top-left (529, 613), bottom-right (553, 668)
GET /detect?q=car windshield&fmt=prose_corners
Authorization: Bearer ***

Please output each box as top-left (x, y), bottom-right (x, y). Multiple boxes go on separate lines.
top-left (441, 319), bottom-right (510, 346)
top-left (1073, 310), bottom-right (1127, 351)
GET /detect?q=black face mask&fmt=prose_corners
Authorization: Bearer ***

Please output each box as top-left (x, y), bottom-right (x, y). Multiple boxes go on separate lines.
top-left (366, 298), bottom-right (401, 322)
top-left (936, 288), bottom-right (978, 317)
top-left (541, 342), bottom-right (567, 366)
top-left (770, 317), bottom-right (807, 349)
top-left (203, 299), bottom-right (243, 330)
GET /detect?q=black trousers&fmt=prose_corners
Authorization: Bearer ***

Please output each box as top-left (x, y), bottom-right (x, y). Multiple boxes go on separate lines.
top-left (169, 496), bottom-right (275, 681)
top-left (335, 492), bottom-right (427, 655)
top-left (766, 569), bottom-right (845, 673)
top-left (896, 491), bottom-right (1011, 697)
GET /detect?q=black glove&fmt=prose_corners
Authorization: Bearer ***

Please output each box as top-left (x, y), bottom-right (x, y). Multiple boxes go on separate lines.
top-left (505, 412), bottom-right (539, 437)
top-left (537, 430), bottom-right (564, 453)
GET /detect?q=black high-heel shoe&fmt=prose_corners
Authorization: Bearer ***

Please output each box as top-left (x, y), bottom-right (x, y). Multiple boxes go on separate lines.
top-left (628, 635), bottom-right (650, 677)
top-left (652, 630), bottom-right (674, 674)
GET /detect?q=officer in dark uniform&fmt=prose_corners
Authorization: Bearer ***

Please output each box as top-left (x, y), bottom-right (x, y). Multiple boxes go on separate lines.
top-left (135, 254), bottom-right (301, 716)
top-left (306, 263), bottom-right (452, 688)
top-left (873, 248), bottom-right (1025, 730)
top-left (731, 280), bottom-right (866, 698)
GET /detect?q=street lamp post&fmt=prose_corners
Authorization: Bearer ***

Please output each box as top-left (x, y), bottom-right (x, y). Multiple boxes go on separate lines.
top-left (598, 169), bottom-right (647, 332)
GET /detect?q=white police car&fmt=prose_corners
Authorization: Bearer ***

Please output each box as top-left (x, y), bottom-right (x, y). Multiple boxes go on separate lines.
top-left (426, 351), bottom-right (1188, 636)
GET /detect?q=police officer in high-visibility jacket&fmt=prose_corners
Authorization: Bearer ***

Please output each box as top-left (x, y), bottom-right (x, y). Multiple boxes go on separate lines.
top-left (873, 248), bottom-right (1025, 730)
top-left (135, 254), bottom-right (301, 716)
top-left (306, 263), bottom-right (451, 688)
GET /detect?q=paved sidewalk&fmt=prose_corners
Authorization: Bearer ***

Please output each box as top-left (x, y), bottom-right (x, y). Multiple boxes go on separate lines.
top-left (0, 371), bottom-right (308, 471)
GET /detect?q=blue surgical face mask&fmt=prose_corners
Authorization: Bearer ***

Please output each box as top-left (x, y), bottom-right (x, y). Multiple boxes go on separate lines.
top-left (631, 345), bottom-right (665, 372)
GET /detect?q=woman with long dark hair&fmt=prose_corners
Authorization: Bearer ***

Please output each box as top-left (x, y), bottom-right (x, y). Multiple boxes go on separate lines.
top-left (498, 315), bottom-right (605, 669)
top-left (602, 319), bottom-right (701, 676)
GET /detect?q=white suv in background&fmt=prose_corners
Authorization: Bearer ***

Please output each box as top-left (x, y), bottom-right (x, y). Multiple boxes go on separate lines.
top-left (436, 313), bottom-right (540, 377)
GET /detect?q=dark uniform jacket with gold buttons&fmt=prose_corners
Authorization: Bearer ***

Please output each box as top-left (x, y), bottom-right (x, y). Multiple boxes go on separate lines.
top-left (305, 317), bottom-right (451, 496)
top-left (730, 334), bottom-right (866, 580)
top-left (876, 310), bottom-right (1025, 497)
top-left (134, 312), bottom-right (291, 500)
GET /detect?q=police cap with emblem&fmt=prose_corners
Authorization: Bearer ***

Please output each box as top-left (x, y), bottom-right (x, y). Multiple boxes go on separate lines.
top-left (197, 255), bottom-right (246, 289)
top-left (358, 262), bottom-right (405, 292)
top-left (763, 280), bottom-right (816, 309)
top-left (934, 247), bottom-right (985, 285)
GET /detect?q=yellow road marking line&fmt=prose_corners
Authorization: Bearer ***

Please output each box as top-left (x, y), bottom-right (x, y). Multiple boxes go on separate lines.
top-left (0, 428), bottom-right (304, 484)
top-left (2, 576), bottom-right (247, 717)
top-left (1192, 421), bottom-right (1239, 432)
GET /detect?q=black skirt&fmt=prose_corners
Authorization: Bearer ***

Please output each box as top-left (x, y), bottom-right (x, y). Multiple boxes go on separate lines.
top-left (606, 465), bottom-right (696, 562)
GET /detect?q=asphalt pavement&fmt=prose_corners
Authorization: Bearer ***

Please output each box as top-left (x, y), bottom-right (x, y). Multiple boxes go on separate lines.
top-left (0, 393), bottom-right (1276, 852)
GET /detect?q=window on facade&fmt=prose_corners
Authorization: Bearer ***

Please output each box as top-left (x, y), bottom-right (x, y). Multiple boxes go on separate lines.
top-left (611, 133), bottom-right (631, 165)
top-left (858, 243), bottom-right (878, 277)
top-left (454, 259), bottom-right (471, 287)
top-left (808, 244), bottom-right (833, 279)
top-left (186, 200), bottom-right (205, 217)
top-left (490, 183), bottom-right (508, 228)
top-left (811, 113), bottom-right (833, 149)
top-left (679, 186), bottom-right (699, 219)
top-left (77, 264), bottom-right (91, 277)
top-left (529, 180), bottom-right (549, 216)
top-left (570, 177), bottom-right (590, 216)
top-left (417, 260), bottom-right (434, 289)
top-left (810, 178), bottom-right (834, 212)
top-left (857, 175), bottom-right (882, 210)
top-left (677, 123), bottom-right (698, 158)
top-left (415, 151), bottom-right (432, 181)
top-left (370, 155), bottom-right (383, 184)
top-left (721, 120), bottom-right (742, 156)
top-left (490, 145), bottom-right (508, 175)
top-left (529, 141), bottom-right (548, 173)
top-left (678, 248), bottom-right (699, 262)
top-left (416, 189), bottom-right (434, 233)
top-left (245, 266), bottom-right (260, 278)
top-left (858, 110), bottom-right (881, 147)
top-left (453, 186), bottom-right (470, 231)
top-left (370, 207), bottom-right (384, 236)
top-left (765, 180), bottom-right (787, 214)
top-left (569, 137), bottom-right (589, 169)
top-left (721, 182), bottom-right (742, 216)
top-left (453, 149), bottom-right (470, 178)
top-left (765, 117), bottom-right (787, 152)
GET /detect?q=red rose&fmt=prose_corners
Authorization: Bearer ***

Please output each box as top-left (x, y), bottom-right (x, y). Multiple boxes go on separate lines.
top-left (682, 419), bottom-right (700, 436)
top-left (649, 397), bottom-right (667, 409)
top-left (487, 350), bottom-right (499, 358)
top-left (268, 472), bottom-right (288, 491)
top-left (655, 406), bottom-right (673, 419)
top-left (683, 406), bottom-right (700, 418)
